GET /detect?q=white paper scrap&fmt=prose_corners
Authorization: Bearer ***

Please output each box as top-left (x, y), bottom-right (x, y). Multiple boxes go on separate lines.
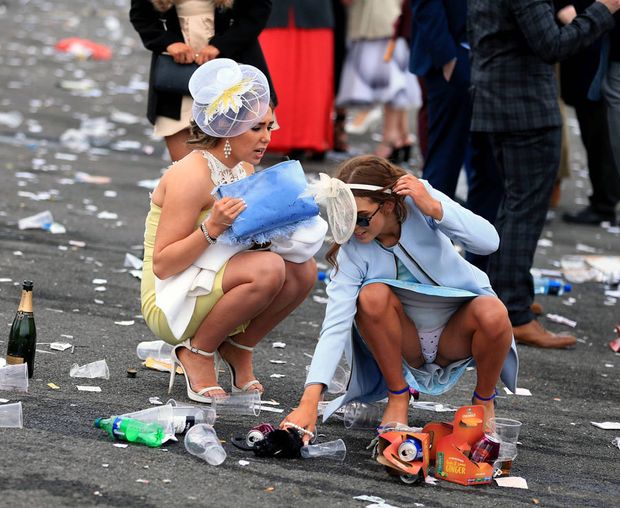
top-left (258, 406), bottom-right (284, 413)
top-left (114, 320), bottom-right (135, 326)
top-left (76, 385), bottom-right (101, 392)
top-left (546, 313), bottom-right (577, 328)
top-left (272, 342), bottom-right (286, 348)
top-left (270, 374), bottom-right (286, 378)
top-left (424, 476), bottom-right (438, 485)
top-left (149, 397), bottom-right (163, 405)
top-left (504, 387), bottom-right (532, 396)
top-left (50, 342), bottom-right (72, 351)
top-left (238, 460), bottom-right (250, 466)
top-left (269, 360), bottom-right (286, 364)
top-left (354, 496), bottom-right (385, 504)
top-left (0, 398), bottom-right (9, 403)
top-left (367, 504), bottom-right (400, 508)
top-left (495, 477), bottom-right (528, 489)
top-left (612, 437), bottom-right (620, 450)
top-left (591, 421), bottom-right (620, 430)
top-left (113, 443), bottom-right (129, 448)
top-left (92, 278), bottom-right (107, 285)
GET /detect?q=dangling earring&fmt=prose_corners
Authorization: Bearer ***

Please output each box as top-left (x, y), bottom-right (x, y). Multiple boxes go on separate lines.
top-left (224, 139), bottom-right (232, 158)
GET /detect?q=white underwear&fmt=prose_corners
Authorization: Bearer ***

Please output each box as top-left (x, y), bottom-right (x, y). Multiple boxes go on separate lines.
top-left (418, 325), bottom-right (444, 364)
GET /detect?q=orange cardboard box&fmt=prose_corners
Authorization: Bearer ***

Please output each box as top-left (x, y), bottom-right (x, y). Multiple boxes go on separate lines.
top-left (376, 430), bottom-right (430, 484)
top-left (430, 405), bottom-right (494, 486)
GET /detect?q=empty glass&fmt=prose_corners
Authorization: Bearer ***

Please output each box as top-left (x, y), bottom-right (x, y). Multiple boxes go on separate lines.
top-left (136, 340), bottom-right (173, 362)
top-left (184, 424), bottom-right (226, 466)
top-left (0, 401), bottom-right (23, 428)
top-left (343, 401), bottom-right (383, 429)
top-left (489, 417), bottom-right (522, 460)
top-left (0, 363), bottom-right (29, 392)
top-left (301, 439), bottom-right (347, 461)
top-left (212, 392), bottom-right (261, 416)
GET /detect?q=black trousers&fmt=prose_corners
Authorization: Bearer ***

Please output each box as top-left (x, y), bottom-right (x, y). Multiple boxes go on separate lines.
top-left (574, 98), bottom-right (620, 215)
top-left (487, 127), bottom-right (562, 326)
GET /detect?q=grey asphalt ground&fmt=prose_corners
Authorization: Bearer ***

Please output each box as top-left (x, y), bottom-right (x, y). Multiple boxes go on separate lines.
top-left (0, 1), bottom-right (619, 507)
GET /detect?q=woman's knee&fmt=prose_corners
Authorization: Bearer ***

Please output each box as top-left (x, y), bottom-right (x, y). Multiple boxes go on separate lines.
top-left (357, 283), bottom-right (394, 320)
top-left (473, 296), bottom-right (511, 341)
top-left (289, 259), bottom-right (317, 292)
top-left (246, 253), bottom-right (286, 295)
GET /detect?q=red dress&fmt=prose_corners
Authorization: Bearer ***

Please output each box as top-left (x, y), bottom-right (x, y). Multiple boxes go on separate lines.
top-left (260, 13), bottom-right (334, 154)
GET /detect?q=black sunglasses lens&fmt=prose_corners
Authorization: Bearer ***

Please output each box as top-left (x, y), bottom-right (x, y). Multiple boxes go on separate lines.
top-left (356, 217), bottom-right (370, 227)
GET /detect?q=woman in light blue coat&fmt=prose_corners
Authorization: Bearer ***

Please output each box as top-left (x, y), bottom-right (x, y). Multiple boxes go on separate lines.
top-left (281, 155), bottom-right (518, 443)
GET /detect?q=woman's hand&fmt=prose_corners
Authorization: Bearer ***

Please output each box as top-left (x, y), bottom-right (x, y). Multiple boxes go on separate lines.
top-left (195, 45), bottom-right (220, 65)
top-left (204, 197), bottom-right (246, 238)
top-left (392, 174), bottom-right (443, 220)
top-left (166, 42), bottom-right (195, 64)
top-left (280, 402), bottom-right (318, 446)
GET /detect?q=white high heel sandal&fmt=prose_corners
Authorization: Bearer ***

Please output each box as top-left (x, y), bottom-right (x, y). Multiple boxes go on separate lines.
top-left (168, 339), bottom-right (225, 404)
top-left (220, 338), bottom-right (262, 393)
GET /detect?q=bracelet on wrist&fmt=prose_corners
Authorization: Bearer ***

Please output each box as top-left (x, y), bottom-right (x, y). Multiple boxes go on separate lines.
top-left (200, 222), bottom-right (217, 245)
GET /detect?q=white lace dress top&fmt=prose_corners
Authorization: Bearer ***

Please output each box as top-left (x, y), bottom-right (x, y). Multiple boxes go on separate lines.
top-left (202, 150), bottom-right (247, 186)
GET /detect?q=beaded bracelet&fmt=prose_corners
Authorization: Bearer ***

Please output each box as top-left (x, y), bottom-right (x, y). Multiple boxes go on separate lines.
top-left (200, 222), bottom-right (217, 245)
top-left (283, 422), bottom-right (315, 439)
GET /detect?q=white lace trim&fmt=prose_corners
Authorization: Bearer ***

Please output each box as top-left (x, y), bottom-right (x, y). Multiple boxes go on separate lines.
top-left (202, 150), bottom-right (246, 186)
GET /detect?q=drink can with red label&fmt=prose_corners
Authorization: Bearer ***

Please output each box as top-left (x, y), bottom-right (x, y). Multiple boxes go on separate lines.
top-left (470, 433), bottom-right (500, 463)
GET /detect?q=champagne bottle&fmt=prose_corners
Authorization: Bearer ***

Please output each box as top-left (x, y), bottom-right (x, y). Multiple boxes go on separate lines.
top-left (6, 281), bottom-right (37, 378)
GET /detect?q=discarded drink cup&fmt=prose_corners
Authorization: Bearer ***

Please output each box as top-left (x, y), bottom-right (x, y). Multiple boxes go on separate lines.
top-left (212, 392), bottom-right (261, 416)
top-left (69, 359), bottom-right (110, 379)
top-left (166, 399), bottom-right (216, 430)
top-left (18, 210), bottom-right (53, 231)
top-left (343, 401), bottom-right (383, 429)
top-left (136, 340), bottom-right (173, 362)
top-left (0, 363), bottom-right (29, 392)
top-left (327, 364), bottom-right (350, 395)
top-left (489, 417), bottom-right (522, 461)
top-left (184, 424), bottom-right (227, 466)
top-left (300, 438), bottom-right (347, 461)
top-left (0, 401), bottom-right (23, 428)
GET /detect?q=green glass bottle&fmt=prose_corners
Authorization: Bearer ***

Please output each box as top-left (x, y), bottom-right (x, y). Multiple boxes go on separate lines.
top-left (94, 416), bottom-right (166, 447)
top-left (6, 280), bottom-right (37, 378)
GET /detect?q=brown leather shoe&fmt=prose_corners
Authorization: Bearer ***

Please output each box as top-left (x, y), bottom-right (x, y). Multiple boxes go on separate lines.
top-left (512, 320), bottom-right (576, 349)
top-left (530, 302), bottom-right (544, 315)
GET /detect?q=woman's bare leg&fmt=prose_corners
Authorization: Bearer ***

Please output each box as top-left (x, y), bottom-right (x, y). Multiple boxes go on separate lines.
top-left (436, 295), bottom-right (512, 423)
top-left (177, 251), bottom-right (286, 394)
top-left (355, 283), bottom-right (421, 426)
top-left (219, 259), bottom-right (317, 390)
top-left (165, 128), bottom-right (192, 162)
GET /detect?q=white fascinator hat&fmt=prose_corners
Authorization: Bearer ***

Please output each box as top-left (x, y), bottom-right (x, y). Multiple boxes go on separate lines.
top-left (189, 58), bottom-right (270, 138)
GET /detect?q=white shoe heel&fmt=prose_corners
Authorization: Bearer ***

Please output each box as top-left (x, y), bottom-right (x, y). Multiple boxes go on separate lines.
top-left (220, 338), bottom-right (262, 394)
top-left (168, 339), bottom-right (225, 404)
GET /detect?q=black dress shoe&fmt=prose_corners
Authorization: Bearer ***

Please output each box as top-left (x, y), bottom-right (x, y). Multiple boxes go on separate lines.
top-left (562, 206), bottom-right (614, 225)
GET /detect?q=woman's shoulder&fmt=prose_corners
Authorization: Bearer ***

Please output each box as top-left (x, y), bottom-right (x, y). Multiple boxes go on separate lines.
top-left (155, 151), bottom-right (214, 204)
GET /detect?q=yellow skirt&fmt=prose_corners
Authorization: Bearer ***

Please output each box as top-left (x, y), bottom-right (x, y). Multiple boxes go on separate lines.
top-left (140, 202), bottom-right (248, 345)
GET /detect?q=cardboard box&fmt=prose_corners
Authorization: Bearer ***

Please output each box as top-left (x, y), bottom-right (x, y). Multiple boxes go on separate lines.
top-left (376, 429), bottom-right (430, 484)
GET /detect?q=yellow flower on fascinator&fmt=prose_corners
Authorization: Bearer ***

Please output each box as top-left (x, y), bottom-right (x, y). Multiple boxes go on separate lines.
top-left (204, 78), bottom-right (254, 123)
top-left (189, 58), bottom-right (270, 138)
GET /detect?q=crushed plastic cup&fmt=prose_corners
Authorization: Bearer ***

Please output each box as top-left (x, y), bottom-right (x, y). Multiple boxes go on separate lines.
top-left (166, 399), bottom-right (217, 428)
top-left (0, 401), bottom-right (23, 428)
top-left (18, 210), bottom-right (54, 231)
top-left (184, 424), bottom-right (226, 465)
top-left (136, 340), bottom-right (173, 362)
top-left (489, 417), bottom-right (522, 460)
top-left (301, 439), bottom-right (347, 461)
top-left (211, 392), bottom-right (261, 416)
top-left (327, 365), bottom-right (350, 395)
top-left (69, 359), bottom-right (110, 380)
top-left (0, 363), bottom-right (29, 392)
top-left (343, 401), bottom-right (383, 429)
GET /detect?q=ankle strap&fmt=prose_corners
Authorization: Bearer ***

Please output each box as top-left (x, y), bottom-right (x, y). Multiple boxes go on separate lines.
top-left (388, 385), bottom-right (410, 395)
top-left (473, 388), bottom-right (498, 401)
top-left (227, 337), bottom-right (254, 352)
top-left (182, 339), bottom-right (215, 358)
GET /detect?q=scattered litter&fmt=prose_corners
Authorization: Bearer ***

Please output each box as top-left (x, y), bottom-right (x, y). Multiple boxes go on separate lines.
top-left (270, 374), bottom-right (286, 379)
top-left (591, 421), bottom-right (620, 430)
top-left (354, 496), bottom-right (385, 504)
top-left (50, 342), bottom-right (72, 351)
top-left (114, 320), bottom-right (135, 326)
top-left (424, 476), bottom-right (438, 485)
top-left (272, 342), bottom-right (286, 349)
top-left (504, 387), bottom-right (532, 396)
top-left (605, 363), bottom-right (614, 368)
top-left (144, 357), bottom-right (182, 374)
top-left (124, 253), bottom-right (143, 270)
top-left (260, 400), bottom-right (280, 406)
top-left (70, 360), bottom-right (109, 379)
top-left (269, 360), bottom-right (286, 364)
top-left (495, 476), bottom-right (528, 489)
top-left (0, 398), bottom-right (9, 403)
top-left (409, 401), bottom-right (458, 412)
top-left (562, 297), bottom-right (577, 306)
top-left (113, 443), bottom-right (128, 448)
top-left (97, 211), bottom-right (119, 220)
top-left (537, 238), bottom-right (553, 248)
top-left (102, 464), bottom-right (109, 468)
top-left (546, 313), bottom-right (577, 328)
top-left (612, 437), bottom-right (620, 450)
top-left (312, 295), bottom-right (329, 304)
top-left (47, 383), bottom-right (60, 390)
top-left (69, 240), bottom-right (86, 248)
top-left (92, 278), bottom-right (107, 285)
top-left (576, 243), bottom-right (598, 254)
top-left (76, 385), bottom-right (102, 392)
top-left (55, 38), bottom-right (112, 60)
top-left (75, 172), bottom-right (111, 185)
top-left (238, 460), bottom-right (250, 466)
top-left (149, 397), bottom-right (163, 405)
top-left (258, 406), bottom-right (284, 414)
top-left (135, 479), bottom-right (150, 484)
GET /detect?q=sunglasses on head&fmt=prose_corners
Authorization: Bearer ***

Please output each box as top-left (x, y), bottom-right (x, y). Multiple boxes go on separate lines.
top-left (356, 203), bottom-right (383, 227)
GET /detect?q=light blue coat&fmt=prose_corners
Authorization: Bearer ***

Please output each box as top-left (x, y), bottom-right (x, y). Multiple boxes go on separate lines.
top-left (305, 181), bottom-right (519, 421)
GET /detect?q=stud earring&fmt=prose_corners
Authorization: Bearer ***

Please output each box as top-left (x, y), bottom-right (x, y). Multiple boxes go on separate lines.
top-left (224, 139), bottom-right (232, 158)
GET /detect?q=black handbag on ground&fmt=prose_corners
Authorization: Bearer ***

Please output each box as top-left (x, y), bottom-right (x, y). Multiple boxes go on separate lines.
top-left (153, 54), bottom-right (198, 95)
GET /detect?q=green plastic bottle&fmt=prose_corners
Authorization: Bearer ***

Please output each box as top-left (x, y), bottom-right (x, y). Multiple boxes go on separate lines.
top-left (94, 416), bottom-right (165, 447)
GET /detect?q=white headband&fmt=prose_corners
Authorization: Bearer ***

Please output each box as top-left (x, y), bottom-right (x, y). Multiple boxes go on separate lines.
top-left (306, 174), bottom-right (392, 244)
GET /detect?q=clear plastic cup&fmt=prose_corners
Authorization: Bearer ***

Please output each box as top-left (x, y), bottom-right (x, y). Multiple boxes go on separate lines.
top-left (122, 404), bottom-right (175, 440)
top-left (0, 363), bottom-right (29, 392)
top-left (0, 401), bottom-right (23, 428)
top-left (69, 359), bottom-right (110, 379)
top-left (184, 424), bottom-right (226, 466)
top-left (327, 365), bottom-right (350, 395)
top-left (18, 210), bottom-right (53, 231)
top-left (136, 340), bottom-right (174, 362)
top-left (343, 401), bottom-right (383, 429)
top-left (211, 392), bottom-right (261, 416)
top-left (489, 417), bottom-right (522, 460)
top-left (301, 439), bottom-right (347, 461)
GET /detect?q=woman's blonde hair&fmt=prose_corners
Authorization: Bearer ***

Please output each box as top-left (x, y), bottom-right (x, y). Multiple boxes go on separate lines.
top-left (326, 155), bottom-right (408, 268)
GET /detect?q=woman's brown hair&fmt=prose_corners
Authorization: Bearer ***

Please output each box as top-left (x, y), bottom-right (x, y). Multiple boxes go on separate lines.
top-left (186, 119), bottom-right (220, 150)
top-left (326, 155), bottom-right (408, 268)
